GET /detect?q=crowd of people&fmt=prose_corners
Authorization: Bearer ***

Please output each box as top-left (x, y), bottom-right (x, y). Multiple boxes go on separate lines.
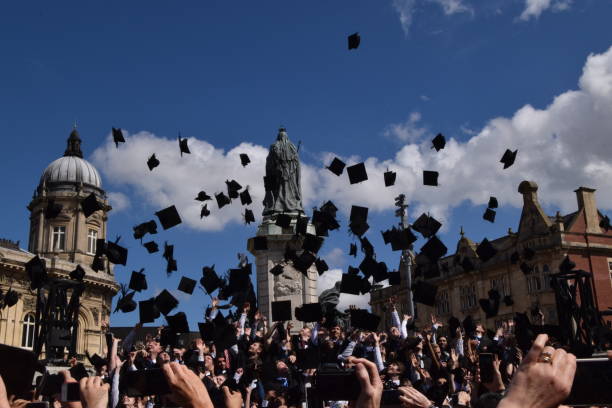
top-left (0, 297), bottom-right (596, 408)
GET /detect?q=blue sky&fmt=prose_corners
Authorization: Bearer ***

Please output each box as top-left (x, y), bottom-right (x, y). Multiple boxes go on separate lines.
top-left (1, 0), bottom-right (612, 328)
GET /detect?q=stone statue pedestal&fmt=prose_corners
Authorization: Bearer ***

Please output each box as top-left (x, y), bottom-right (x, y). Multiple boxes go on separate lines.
top-left (247, 216), bottom-right (319, 331)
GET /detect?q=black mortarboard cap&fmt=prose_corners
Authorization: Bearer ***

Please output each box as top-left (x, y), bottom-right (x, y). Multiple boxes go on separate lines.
top-left (295, 303), bottom-right (323, 322)
top-left (348, 266), bottom-right (360, 275)
top-left (327, 157), bottom-right (346, 176)
top-left (320, 200), bottom-right (338, 217)
top-left (483, 208), bottom-right (496, 223)
top-left (423, 171), bottom-right (439, 186)
top-left (115, 290), bottom-right (137, 314)
top-left (523, 247), bottom-right (535, 261)
top-left (270, 263), bottom-right (284, 276)
top-left (112, 127), bottom-right (125, 148)
top-left (139, 298), bottom-right (160, 323)
top-left (82, 193), bottom-right (104, 218)
top-left (276, 213), bottom-right (292, 229)
top-left (340, 273), bottom-right (362, 295)
top-left (239, 189), bottom-right (252, 206)
top-left (488, 197), bottom-right (498, 209)
top-left (69, 265), bottom-right (85, 281)
top-left (420, 236), bottom-right (447, 262)
top-left (244, 209), bottom-right (255, 224)
top-left (91, 255), bottom-right (105, 272)
top-left (155, 289), bottom-right (178, 316)
top-left (359, 256), bottom-right (377, 278)
top-left (195, 191), bottom-right (212, 201)
top-left (215, 192), bottom-right (231, 209)
top-left (600, 215), bottom-right (611, 232)
top-left (559, 256), bottom-right (575, 273)
top-left (360, 276), bottom-right (372, 295)
top-left (351, 310), bottom-right (380, 332)
top-left (143, 241), bottom-right (159, 253)
top-left (347, 162), bottom-right (368, 184)
top-left (384, 170), bottom-right (396, 187)
top-left (166, 312), bottom-right (190, 334)
top-left (479, 298), bottom-right (499, 318)
top-left (348, 32), bottom-right (360, 50)
top-left (198, 322), bottom-right (215, 342)
top-left (349, 243), bottom-right (357, 257)
top-left (349, 220), bottom-right (369, 237)
top-left (87, 353), bottom-right (106, 370)
top-left (500, 149), bottom-right (517, 169)
top-left (226, 180), bottom-right (242, 199)
top-left (253, 236), bottom-right (268, 250)
top-left (227, 268), bottom-right (250, 293)
top-left (349, 205), bottom-right (369, 235)
top-left (200, 204), bottom-right (210, 219)
top-left (359, 237), bottom-right (375, 258)
top-left (520, 262), bottom-right (532, 275)
top-left (284, 245), bottom-right (298, 263)
top-left (315, 258), bottom-right (328, 275)
top-left (178, 135), bottom-right (190, 156)
top-left (45, 200), bottom-right (63, 219)
top-left (214, 324), bottom-right (238, 352)
top-left (388, 271), bottom-right (400, 285)
top-left (271, 300), bottom-right (292, 322)
top-left (163, 242), bottom-right (174, 260)
top-left (461, 257), bottom-right (475, 273)
top-left (294, 252), bottom-right (316, 275)
top-left (201, 265), bottom-right (221, 293)
top-left (166, 259), bottom-right (178, 274)
top-left (476, 238), bottom-right (497, 262)
top-left (431, 133), bottom-right (446, 151)
top-left (133, 220), bottom-right (158, 239)
top-left (381, 229), bottom-right (392, 245)
top-left (412, 280), bottom-right (437, 306)
top-left (302, 234), bottom-right (324, 254)
top-left (155, 205), bottom-right (182, 230)
top-left (69, 363), bottom-right (88, 381)
top-left (3, 289), bottom-right (19, 308)
top-left (510, 251), bottom-right (520, 265)
top-left (147, 154), bottom-right (160, 171)
top-left (239, 153), bottom-right (250, 167)
top-left (178, 277), bottom-right (197, 295)
top-left (448, 316), bottom-right (460, 337)
top-left (129, 269), bottom-right (148, 292)
top-left (296, 216), bottom-right (309, 235)
top-left (462, 315), bottom-right (476, 335)
top-left (390, 227), bottom-right (418, 251)
top-left (106, 241), bottom-right (128, 265)
top-left (412, 213), bottom-right (442, 238)
top-left (296, 347), bottom-right (320, 370)
top-left (25, 256), bottom-right (47, 290)
top-left (503, 295), bottom-right (514, 306)
top-left (373, 261), bottom-right (389, 283)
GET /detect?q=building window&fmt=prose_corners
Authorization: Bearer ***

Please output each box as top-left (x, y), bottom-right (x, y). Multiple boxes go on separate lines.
top-left (608, 260), bottom-right (612, 285)
top-left (87, 229), bottom-right (98, 255)
top-left (52, 226), bottom-right (66, 251)
top-left (460, 285), bottom-right (477, 311)
top-left (490, 275), bottom-right (511, 297)
top-left (527, 275), bottom-right (541, 294)
top-left (436, 290), bottom-right (450, 316)
top-left (542, 265), bottom-right (552, 290)
top-left (21, 314), bottom-right (35, 349)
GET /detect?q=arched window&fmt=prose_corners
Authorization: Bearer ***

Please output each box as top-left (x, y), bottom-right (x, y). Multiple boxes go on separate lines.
top-left (21, 314), bottom-right (35, 349)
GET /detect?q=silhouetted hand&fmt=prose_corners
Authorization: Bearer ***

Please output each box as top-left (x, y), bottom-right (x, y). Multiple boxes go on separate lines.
top-left (347, 357), bottom-right (383, 408)
top-left (79, 377), bottom-right (109, 408)
top-left (162, 362), bottom-right (213, 408)
top-left (398, 386), bottom-right (432, 408)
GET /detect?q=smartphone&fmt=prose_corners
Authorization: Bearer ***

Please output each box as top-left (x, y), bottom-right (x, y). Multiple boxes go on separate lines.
top-left (0, 344), bottom-right (38, 399)
top-left (564, 358), bottom-right (612, 407)
top-left (120, 369), bottom-right (171, 397)
top-left (479, 353), bottom-right (494, 383)
top-left (26, 403), bottom-right (49, 408)
top-left (61, 382), bottom-right (80, 402)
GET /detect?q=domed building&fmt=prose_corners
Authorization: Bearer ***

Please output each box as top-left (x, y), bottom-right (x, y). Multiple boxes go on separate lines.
top-left (0, 127), bottom-right (118, 360)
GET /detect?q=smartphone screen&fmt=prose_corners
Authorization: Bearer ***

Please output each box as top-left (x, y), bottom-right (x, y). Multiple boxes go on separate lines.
top-left (565, 358), bottom-right (612, 407)
top-left (61, 382), bottom-right (81, 402)
top-left (479, 353), bottom-right (494, 383)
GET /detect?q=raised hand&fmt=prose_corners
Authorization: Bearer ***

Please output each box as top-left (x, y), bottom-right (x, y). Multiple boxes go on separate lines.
top-left (222, 386), bottom-right (243, 408)
top-left (347, 357), bottom-right (383, 408)
top-left (162, 362), bottom-right (214, 408)
top-left (79, 377), bottom-right (109, 408)
top-left (398, 386), bottom-right (432, 408)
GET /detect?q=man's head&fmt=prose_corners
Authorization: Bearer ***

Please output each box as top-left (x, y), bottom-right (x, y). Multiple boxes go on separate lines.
top-left (249, 341), bottom-right (263, 355)
top-left (276, 360), bottom-right (289, 375)
top-left (330, 325), bottom-right (342, 339)
top-left (390, 326), bottom-right (400, 338)
top-left (438, 336), bottom-right (448, 349)
top-left (146, 340), bottom-right (162, 355)
top-left (216, 356), bottom-right (228, 370)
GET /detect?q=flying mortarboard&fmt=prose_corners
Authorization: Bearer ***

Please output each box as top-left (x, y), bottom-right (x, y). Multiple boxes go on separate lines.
top-left (200, 204), bottom-right (210, 219)
top-left (215, 192), bottom-right (231, 209)
top-left (412, 280), bottom-right (438, 306)
top-left (91, 256), bottom-right (105, 272)
top-left (448, 316), bottom-right (461, 337)
top-left (349, 205), bottom-right (369, 236)
top-left (155, 289), bottom-right (179, 316)
top-left (420, 236), bottom-right (447, 262)
top-left (349, 243), bottom-right (357, 257)
top-left (178, 277), bottom-right (197, 295)
top-left (226, 180), bottom-right (242, 199)
top-left (351, 310), bottom-right (381, 332)
top-left (143, 241), bottom-right (159, 253)
top-left (412, 213), bottom-right (442, 238)
top-left (112, 127), bottom-right (125, 148)
top-left (244, 209), bottom-right (255, 224)
top-left (483, 208), bottom-right (496, 223)
top-left (302, 234), bottom-right (324, 254)
top-left (106, 240), bottom-right (128, 265)
top-left (315, 258), bottom-right (328, 275)
top-left (384, 170), bottom-right (396, 187)
top-left (270, 263), bottom-right (284, 276)
top-left (198, 322), bottom-right (215, 342)
top-left (476, 238), bottom-right (497, 262)
top-left (201, 265), bottom-right (221, 293)
top-left (195, 191), bottom-right (212, 201)
top-left (388, 271), bottom-right (400, 285)
top-left (45, 200), bottom-right (63, 219)
top-left (340, 273), bottom-right (362, 295)
top-left (271, 300), bottom-right (292, 322)
top-left (239, 189), bottom-right (252, 206)
top-left (431, 133), bottom-right (446, 151)
top-left (253, 236), bottom-right (268, 250)
top-left (155, 205), bottom-right (182, 230)
top-left (69, 265), bottom-right (86, 281)
top-left (347, 162), bottom-right (368, 184)
top-left (600, 215), bottom-right (611, 232)
top-left (462, 316), bottom-right (476, 335)
top-left (139, 298), bottom-right (160, 323)
top-left (500, 149), bottom-right (518, 169)
top-left (147, 154), bottom-right (160, 171)
top-left (296, 216), bottom-right (309, 235)
top-left (327, 157), bottom-right (346, 176)
top-left (295, 303), bottom-right (323, 322)
top-left (372, 261), bottom-right (389, 283)
top-left (359, 256), bottom-right (377, 279)
top-left (81, 193), bottom-right (104, 218)
top-left (294, 252), bottom-right (316, 275)
top-left (129, 269), bottom-right (148, 292)
top-left (86, 352), bottom-right (106, 370)
top-left (133, 220), bottom-right (158, 240)
top-left (389, 227), bottom-right (417, 251)
top-left (479, 298), bottom-right (499, 318)
top-left (2, 289), bottom-right (19, 308)
top-left (227, 268), bottom-right (250, 293)
top-left (559, 256), bottom-right (575, 273)
top-left (178, 135), bottom-right (190, 156)
top-left (423, 170), bottom-right (439, 186)
top-left (25, 256), bottom-right (47, 290)
top-left (115, 287), bottom-right (137, 314)
top-left (276, 213), bottom-right (292, 229)
top-left (239, 153), bottom-right (250, 167)
top-left (166, 312), bottom-right (190, 334)
top-left (488, 197), bottom-right (498, 209)
top-left (348, 32), bottom-right (360, 50)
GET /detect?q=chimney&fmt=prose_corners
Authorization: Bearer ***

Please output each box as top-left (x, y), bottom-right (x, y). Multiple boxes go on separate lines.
top-left (574, 187), bottom-right (601, 233)
top-left (518, 180), bottom-right (539, 204)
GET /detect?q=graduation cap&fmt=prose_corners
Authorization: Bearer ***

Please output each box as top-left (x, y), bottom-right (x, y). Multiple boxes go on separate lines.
top-left (227, 268), bottom-right (250, 293)
top-left (271, 300), bottom-right (292, 322)
top-left (195, 191), bottom-right (212, 202)
top-left (166, 258), bottom-right (178, 275)
top-left (296, 348), bottom-right (320, 370)
top-left (461, 257), bottom-right (475, 273)
top-left (139, 298), bottom-right (160, 323)
top-left (359, 256), bottom-right (377, 279)
top-left (69, 265), bottom-right (86, 281)
top-left (200, 204), bottom-right (211, 219)
top-left (91, 256), bottom-right (105, 272)
top-left (239, 153), bottom-right (250, 167)
top-left (215, 192), bottom-right (231, 209)
top-left (244, 209), bottom-right (255, 224)
top-left (359, 237), bottom-right (374, 258)
top-left (155, 289), bottom-right (179, 316)
top-left (270, 263), bottom-right (285, 276)
top-left (340, 273), bottom-right (362, 295)
top-left (420, 236), bottom-right (447, 262)
top-left (503, 295), bottom-right (514, 306)
top-left (198, 322), bottom-right (215, 342)
top-left (178, 135), bottom-right (190, 156)
top-left (349, 205), bottom-right (369, 236)
top-left (351, 310), bottom-right (381, 332)
top-left (423, 171), bottom-right (439, 186)
top-left (81, 193), bottom-right (104, 218)
top-left (155, 205), bottom-right (182, 230)
top-left (348, 32), bottom-right (360, 50)
top-left (412, 280), bottom-right (438, 306)
top-left (226, 180), bottom-right (242, 199)
top-left (476, 238), bottom-right (497, 262)
top-left (500, 149), bottom-right (517, 169)
top-left (25, 256), bottom-right (47, 290)
top-left (201, 265), bottom-right (222, 293)
top-left (296, 216), bottom-right (309, 235)
top-left (69, 363), bottom-right (88, 382)
top-left (214, 324), bottom-right (238, 352)
top-left (520, 262), bottom-right (533, 275)
top-left (133, 220), bottom-right (158, 240)
top-left (129, 269), bottom-right (148, 292)
top-left (389, 227), bottom-right (418, 251)
top-left (327, 157), bottom-right (346, 176)
top-left (112, 127), bottom-right (125, 148)
top-left (523, 247), bottom-right (535, 261)
top-left (600, 215), bottom-right (611, 232)
top-left (372, 261), bottom-right (389, 283)
top-left (302, 234), bottom-right (324, 254)
top-left (388, 271), bottom-right (401, 285)
top-left (412, 213), bottom-right (442, 238)
top-left (294, 252), bottom-right (316, 275)
top-left (143, 241), bottom-right (159, 253)
top-left (448, 316), bottom-right (461, 337)
top-left (44, 200), bottom-right (63, 219)
top-left (431, 133), bottom-right (446, 151)
top-left (2, 289), bottom-right (19, 308)
top-left (115, 285), bottom-right (137, 313)
top-left (147, 154), bottom-right (160, 171)
top-left (276, 213), bottom-right (292, 229)
top-left (315, 258), bottom-right (328, 275)
top-left (510, 251), bottom-right (520, 265)
top-left (295, 303), bottom-right (323, 322)
top-left (253, 236), bottom-right (268, 250)
top-left (384, 170), bottom-right (397, 187)
top-left (349, 243), bottom-right (357, 257)
top-left (106, 240), bottom-right (128, 265)
top-left (86, 352), bottom-right (106, 370)
top-left (483, 208), bottom-right (496, 223)
top-left (479, 298), bottom-right (499, 318)
top-left (559, 255), bottom-right (575, 273)
top-left (488, 197), bottom-right (498, 209)
top-left (347, 162), bottom-right (368, 184)
top-left (462, 316), bottom-right (476, 336)
top-left (239, 189), bottom-right (252, 206)
top-left (166, 312), bottom-right (190, 334)
top-left (178, 277), bottom-right (197, 295)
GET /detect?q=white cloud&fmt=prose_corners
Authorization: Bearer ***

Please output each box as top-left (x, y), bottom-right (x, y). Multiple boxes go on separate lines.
top-left (420, 95), bottom-right (431, 101)
top-left (383, 111), bottom-right (428, 143)
top-left (391, 0), bottom-right (471, 35)
top-left (322, 247), bottom-right (346, 269)
top-left (519, 0), bottom-right (572, 20)
top-left (392, 0), bottom-right (417, 35)
top-left (429, 0), bottom-right (473, 15)
top-left (317, 268), bottom-right (370, 311)
top-left (107, 192), bottom-right (130, 213)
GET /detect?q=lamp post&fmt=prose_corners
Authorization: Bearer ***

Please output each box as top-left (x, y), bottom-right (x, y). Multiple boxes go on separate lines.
top-left (395, 194), bottom-right (414, 317)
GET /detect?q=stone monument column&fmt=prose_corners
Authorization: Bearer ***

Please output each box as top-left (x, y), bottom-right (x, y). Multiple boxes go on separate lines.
top-left (247, 127), bottom-right (319, 330)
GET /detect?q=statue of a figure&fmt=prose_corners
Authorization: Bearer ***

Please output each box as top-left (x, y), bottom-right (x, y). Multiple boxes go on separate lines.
top-left (263, 127), bottom-right (303, 215)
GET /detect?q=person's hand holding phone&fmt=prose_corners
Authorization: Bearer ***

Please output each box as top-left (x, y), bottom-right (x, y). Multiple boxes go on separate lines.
top-left (162, 362), bottom-right (213, 408)
top-left (78, 377), bottom-right (109, 408)
top-left (58, 371), bottom-right (81, 408)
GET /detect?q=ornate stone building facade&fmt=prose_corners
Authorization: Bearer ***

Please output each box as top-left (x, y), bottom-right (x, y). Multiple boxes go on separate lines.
top-left (0, 128), bottom-right (118, 360)
top-left (372, 180), bottom-right (612, 330)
